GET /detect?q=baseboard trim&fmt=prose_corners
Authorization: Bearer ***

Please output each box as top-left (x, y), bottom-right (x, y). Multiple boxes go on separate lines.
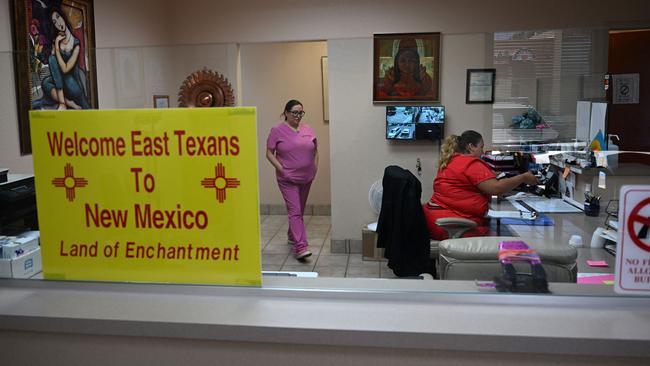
top-left (330, 239), bottom-right (362, 254)
top-left (260, 204), bottom-right (331, 216)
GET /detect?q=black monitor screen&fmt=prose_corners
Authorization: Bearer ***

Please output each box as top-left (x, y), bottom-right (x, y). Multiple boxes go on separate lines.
top-left (386, 106), bottom-right (444, 140)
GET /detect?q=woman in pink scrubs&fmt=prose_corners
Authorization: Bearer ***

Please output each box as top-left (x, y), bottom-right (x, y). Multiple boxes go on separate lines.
top-left (266, 100), bottom-right (318, 261)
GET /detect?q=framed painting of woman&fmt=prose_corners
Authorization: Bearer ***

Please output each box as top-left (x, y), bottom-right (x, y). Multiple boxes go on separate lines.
top-left (373, 32), bottom-right (440, 103)
top-left (11, 0), bottom-right (97, 154)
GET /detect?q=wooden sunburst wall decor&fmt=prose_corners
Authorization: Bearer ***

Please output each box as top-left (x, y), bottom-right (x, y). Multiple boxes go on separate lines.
top-left (178, 68), bottom-right (235, 107)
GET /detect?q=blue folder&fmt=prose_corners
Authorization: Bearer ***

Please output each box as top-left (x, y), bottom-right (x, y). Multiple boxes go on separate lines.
top-left (500, 214), bottom-right (554, 226)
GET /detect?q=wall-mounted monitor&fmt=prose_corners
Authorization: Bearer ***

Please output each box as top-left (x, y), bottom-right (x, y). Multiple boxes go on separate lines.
top-left (386, 106), bottom-right (444, 140)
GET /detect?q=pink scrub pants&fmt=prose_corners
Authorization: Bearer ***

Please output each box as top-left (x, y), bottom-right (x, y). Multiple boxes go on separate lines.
top-left (277, 179), bottom-right (312, 253)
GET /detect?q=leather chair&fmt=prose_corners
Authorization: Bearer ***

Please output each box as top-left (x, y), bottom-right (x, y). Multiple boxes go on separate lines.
top-left (437, 236), bottom-right (578, 282)
top-left (429, 217), bottom-right (477, 261)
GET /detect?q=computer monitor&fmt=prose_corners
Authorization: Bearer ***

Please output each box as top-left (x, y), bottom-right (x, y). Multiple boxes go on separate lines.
top-left (386, 106), bottom-right (416, 140)
top-left (415, 106), bottom-right (445, 124)
top-left (386, 106), bottom-right (444, 140)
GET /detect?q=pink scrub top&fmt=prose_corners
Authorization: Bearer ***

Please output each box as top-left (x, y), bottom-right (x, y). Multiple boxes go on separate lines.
top-left (267, 122), bottom-right (318, 184)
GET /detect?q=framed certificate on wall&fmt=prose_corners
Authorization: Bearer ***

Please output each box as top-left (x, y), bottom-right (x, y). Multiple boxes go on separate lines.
top-left (466, 68), bottom-right (496, 104)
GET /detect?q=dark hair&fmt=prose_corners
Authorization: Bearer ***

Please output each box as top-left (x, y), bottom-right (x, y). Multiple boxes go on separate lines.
top-left (457, 130), bottom-right (483, 154)
top-left (49, 7), bottom-right (72, 35)
top-left (281, 99), bottom-right (303, 120)
top-left (393, 48), bottom-right (422, 84)
top-left (43, 7), bottom-right (73, 58)
top-left (438, 130), bottom-right (483, 169)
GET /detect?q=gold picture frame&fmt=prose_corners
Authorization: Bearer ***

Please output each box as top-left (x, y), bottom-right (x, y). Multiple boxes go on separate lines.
top-left (373, 32), bottom-right (441, 103)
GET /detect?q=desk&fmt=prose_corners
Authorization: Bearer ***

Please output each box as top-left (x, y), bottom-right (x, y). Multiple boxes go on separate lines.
top-left (493, 203), bottom-right (615, 272)
top-left (550, 160), bottom-right (650, 204)
top-left (488, 198), bottom-right (536, 236)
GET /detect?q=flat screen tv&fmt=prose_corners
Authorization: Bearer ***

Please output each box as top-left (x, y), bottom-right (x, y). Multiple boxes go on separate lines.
top-left (386, 106), bottom-right (444, 140)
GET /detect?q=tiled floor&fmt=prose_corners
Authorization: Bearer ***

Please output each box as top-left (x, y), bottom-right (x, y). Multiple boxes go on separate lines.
top-left (261, 213), bottom-right (608, 279)
top-left (260, 214), bottom-right (397, 278)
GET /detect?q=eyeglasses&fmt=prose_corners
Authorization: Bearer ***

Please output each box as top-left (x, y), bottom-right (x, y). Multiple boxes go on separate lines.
top-left (289, 110), bottom-right (306, 117)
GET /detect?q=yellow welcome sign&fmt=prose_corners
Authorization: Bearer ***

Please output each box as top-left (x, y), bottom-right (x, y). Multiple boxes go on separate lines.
top-left (30, 108), bottom-right (261, 286)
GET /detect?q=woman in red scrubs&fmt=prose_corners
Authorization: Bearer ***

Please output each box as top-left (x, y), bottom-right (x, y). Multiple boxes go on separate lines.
top-left (424, 130), bottom-right (537, 240)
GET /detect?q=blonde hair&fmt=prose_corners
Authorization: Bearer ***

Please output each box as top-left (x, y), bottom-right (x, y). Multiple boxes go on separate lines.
top-left (437, 130), bottom-right (484, 170)
top-left (438, 134), bottom-right (459, 170)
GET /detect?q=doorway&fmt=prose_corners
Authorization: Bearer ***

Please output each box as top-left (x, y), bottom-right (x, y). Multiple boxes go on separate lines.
top-left (240, 41), bottom-right (331, 214)
top-left (607, 29), bottom-right (650, 165)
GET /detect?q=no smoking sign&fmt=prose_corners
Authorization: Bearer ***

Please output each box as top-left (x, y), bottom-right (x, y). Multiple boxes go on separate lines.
top-left (616, 186), bottom-right (650, 294)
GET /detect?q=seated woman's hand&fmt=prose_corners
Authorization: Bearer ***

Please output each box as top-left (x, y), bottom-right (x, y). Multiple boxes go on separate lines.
top-left (520, 171), bottom-right (538, 185)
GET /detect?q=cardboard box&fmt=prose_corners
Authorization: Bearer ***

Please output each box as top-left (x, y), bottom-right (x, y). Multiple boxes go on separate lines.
top-left (362, 228), bottom-right (385, 261)
top-left (1, 231), bottom-right (40, 259)
top-left (0, 247), bottom-right (42, 279)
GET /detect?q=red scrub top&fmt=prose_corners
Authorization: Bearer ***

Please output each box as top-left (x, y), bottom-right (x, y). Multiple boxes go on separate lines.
top-left (431, 153), bottom-right (495, 218)
top-left (424, 153), bottom-right (496, 240)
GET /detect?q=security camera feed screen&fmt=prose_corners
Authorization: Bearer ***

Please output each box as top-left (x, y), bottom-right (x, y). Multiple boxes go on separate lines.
top-left (386, 106), bottom-right (444, 140)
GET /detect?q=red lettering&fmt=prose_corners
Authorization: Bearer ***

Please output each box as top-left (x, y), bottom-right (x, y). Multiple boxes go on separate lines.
top-left (174, 130), bottom-right (186, 155)
top-left (125, 241), bottom-right (135, 258)
top-left (229, 136), bottom-right (239, 156)
top-left (84, 203), bottom-right (128, 228)
top-left (131, 130), bottom-right (142, 156)
top-left (165, 210), bottom-right (177, 229)
top-left (186, 136), bottom-right (197, 156)
top-left (64, 135), bottom-right (74, 155)
top-left (59, 240), bottom-right (68, 256)
top-left (47, 132), bottom-right (64, 156)
top-left (46, 131), bottom-right (126, 157)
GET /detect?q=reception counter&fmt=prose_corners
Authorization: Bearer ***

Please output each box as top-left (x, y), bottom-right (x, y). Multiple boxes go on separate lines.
top-left (1, 277), bottom-right (650, 365)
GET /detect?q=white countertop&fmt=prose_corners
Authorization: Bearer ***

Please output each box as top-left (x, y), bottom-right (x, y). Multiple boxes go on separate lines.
top-left (1, 277), bottom-right (649, 358)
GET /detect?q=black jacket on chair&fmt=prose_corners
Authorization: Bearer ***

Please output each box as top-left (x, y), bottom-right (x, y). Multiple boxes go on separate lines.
top-left (376, 165), bottom-right (432, 277)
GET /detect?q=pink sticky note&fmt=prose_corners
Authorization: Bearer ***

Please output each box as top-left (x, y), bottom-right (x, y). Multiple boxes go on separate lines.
top-left (587, 260), bottom-right (609, 267)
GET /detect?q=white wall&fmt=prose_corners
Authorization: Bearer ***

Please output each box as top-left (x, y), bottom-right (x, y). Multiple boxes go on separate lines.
top-left (241, 41), bottom-right (330, 206)
top-left (329, 34), bottom-right (492, 240)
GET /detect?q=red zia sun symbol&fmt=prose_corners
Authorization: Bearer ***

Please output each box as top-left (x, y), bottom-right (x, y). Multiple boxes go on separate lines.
top-left (52, 163), bottom-right (88, 202)
top-left (201, 163), bottom-right (240, 203)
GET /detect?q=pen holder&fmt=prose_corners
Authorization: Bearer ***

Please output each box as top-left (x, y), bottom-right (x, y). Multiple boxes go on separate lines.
top-left (584, 201), bottom-right (600, 217)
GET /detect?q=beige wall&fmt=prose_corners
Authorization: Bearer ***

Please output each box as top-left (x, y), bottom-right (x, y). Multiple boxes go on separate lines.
top-left (329, 34), bottom-right (493, 240)
top-left (0, 0), bottom-right (174, 173)
top-left (0, 50), bottom-right (24, 171)
top-left (93, 0), bottom-right (170, 48)
top-left (1, 0), bottom-right (648, 234)
top-left (95, 44), bottom-right (237, 110)
top-left (0, 3), bottom-right (29, 172)
top-left (241, 42), bottom-right (330, 206)
top-left (165, 0), bottom-right (650, 44)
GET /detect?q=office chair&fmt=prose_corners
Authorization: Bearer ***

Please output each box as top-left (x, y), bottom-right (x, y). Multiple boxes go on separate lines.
top-left (429, 218), bottom-right (478, 278)
top-left (377, 166), bottom-right (432, 277)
